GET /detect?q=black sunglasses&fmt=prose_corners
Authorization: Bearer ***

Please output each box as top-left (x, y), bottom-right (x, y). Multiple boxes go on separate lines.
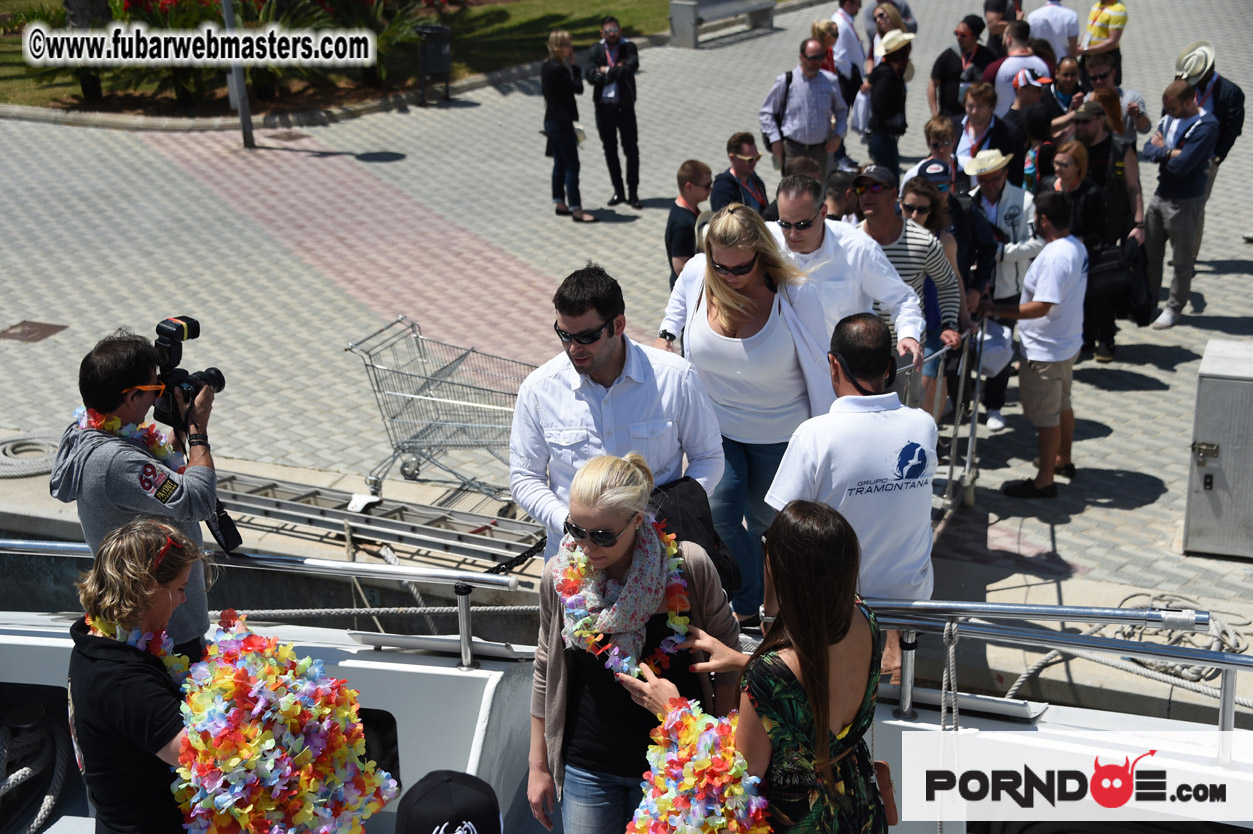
top-left (900, 202), bottom-right (932, 214)
top-left (854, 182), bottom-right (889, 194)
top-left (803, 52), bottom-right (825, 61)
top-left (564, 517), bottom-right (634, 547)
top-left (553, 319), bottom-right (613, 345)
top-left (776, 208), bottom-right (823, 231)
top-left (710, 252), bottom-right (759, 275)
top-left (1090, 70), bottom-right (1113, 82)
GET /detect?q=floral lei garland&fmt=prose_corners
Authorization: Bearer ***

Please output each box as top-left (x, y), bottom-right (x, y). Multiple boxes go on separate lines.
top-left (556, 518), bottom-right (690, 677)
top-left (75, 406), bottom-right (186, 473)
top-left (85, 615), bottom-right (191, 684)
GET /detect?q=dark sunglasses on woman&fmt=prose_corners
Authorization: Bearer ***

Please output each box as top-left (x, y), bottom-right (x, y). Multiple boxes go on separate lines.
top-left (564, 517), bottom-right (634, 547)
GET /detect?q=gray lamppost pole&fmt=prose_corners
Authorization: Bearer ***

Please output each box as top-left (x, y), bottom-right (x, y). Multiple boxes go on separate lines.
top-left (220, 0), bottom-right (254, 148)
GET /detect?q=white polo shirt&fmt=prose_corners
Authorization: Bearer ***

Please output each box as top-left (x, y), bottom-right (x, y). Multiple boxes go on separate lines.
top-left (766, 392), bottom-right (937, 600)
top-left (510, 338), bottom-right (725, 558)
top-left (1026, 0), bottom-right (1079, 66)
top-left (1018, 235), bottom-right (1088, 363)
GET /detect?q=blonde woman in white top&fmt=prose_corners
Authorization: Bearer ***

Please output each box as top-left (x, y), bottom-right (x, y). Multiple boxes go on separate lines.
top-left (660, 204), bottom-right (834, 625)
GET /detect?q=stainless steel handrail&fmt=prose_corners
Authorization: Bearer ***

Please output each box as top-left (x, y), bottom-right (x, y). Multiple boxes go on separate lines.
top-left (876, 613), bottom-right (1251, 731)
top-left (862, 597), bottom-right (1209, 631)
top-left (0, 539), bottom-right (519, 591)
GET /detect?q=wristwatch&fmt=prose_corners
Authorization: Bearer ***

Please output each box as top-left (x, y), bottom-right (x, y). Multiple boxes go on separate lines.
top-left (658, 330), bottom-right (677, 342)
top-left (758, 605), bottom-right (777, 629)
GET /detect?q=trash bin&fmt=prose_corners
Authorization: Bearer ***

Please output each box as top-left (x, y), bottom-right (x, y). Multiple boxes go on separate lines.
top-left (416, 24), bottom-right (451, 74)
top-left (415, 23), bottom-right (451, 103)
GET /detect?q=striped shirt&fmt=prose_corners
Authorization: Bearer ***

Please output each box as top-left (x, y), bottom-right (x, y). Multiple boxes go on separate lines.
top-left (862, 219), bottom-right (961, 335)
top-left (1085, 1), bottom-right (1126, 45)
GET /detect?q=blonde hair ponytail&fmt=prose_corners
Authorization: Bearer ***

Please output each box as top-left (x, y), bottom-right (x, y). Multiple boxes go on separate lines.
top-left (569, 453), bottom-right (654, 519)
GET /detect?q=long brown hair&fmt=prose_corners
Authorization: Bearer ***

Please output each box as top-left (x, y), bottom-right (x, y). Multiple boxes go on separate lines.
top-left (76, 518), bottom-right (209, 627)
top-left (742, 501), bottom-right (862, 794)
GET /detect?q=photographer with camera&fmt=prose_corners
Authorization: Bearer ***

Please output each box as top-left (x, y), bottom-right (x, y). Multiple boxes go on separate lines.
top-left (51, 321), bottom-right (224, 659)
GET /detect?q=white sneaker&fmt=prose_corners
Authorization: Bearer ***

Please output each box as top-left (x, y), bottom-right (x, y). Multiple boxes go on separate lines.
top-left (1151, 308), bottom-right (1180, 330)
top-left (986, 409), bottom-right (1006, 431)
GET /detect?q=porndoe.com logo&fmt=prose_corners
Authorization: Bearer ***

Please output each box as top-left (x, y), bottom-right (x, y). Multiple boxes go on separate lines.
top-left (903, 731), bottom-right (1253, 822)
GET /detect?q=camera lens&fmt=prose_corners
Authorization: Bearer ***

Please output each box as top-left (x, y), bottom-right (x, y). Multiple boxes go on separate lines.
top-left (190, 367), bottom-right (226, 393)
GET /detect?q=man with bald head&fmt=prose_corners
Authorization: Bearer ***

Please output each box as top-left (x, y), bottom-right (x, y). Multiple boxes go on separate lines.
top-left (1143, 80), bottom-right (1219, 330)
top-left (759, 38), bottom-right (848, 182)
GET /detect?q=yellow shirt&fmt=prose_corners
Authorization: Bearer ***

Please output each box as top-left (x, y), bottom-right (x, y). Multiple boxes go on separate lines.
top-left (1085, 0), bottom-right (1127, 45)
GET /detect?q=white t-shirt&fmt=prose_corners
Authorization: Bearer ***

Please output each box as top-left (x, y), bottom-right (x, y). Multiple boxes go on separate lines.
top-left (830, 6), bottom-right (865, 80)
top-left (687, 294), bottom-right (810, 444)
top-left (766, 392), bottom-right (937, 600)
top-left (993, 55), bottom-right (1051, 118)
top-left (1018, 235), bottom-right (1089, 362)
top-left (1026, 1), bottom-right (1079, 65)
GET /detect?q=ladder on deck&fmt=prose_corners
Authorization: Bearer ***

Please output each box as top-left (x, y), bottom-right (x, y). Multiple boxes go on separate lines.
top-left (215, 472), bottom-right (544, 568)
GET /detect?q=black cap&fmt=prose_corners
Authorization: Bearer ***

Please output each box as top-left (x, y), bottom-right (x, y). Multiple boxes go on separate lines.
top-left (397, 771), bottom-right (501, 834)
top-left (854, 164), bottom-right (900, 190)
top-left (961, 14), bottom-right (985, 39)
top-left (920, 159), bottom-right (952, 184)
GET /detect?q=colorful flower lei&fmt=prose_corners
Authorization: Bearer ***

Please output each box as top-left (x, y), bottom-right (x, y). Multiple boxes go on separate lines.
top-left (174, 612), bottom-right (398, 834)
top-left (557, 519), bottom-right (689, 677)
top-left (628, 697), bottom-right (770, 833)
top-left (85, 615), bottom-right (191, 685)
top-left (75, 406), bottom-right (186, 473)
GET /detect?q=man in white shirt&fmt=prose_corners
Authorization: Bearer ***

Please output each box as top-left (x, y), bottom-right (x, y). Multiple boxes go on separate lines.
top-left (831, 0), bottom-right (866, 98)
top-left (657, 175), bottom-right (925, 372)
top-left (767, 312), bottom-right (937, 678)
top-left (511, 264), bottom-right (724, 558)
top-left (990, 20), bottom-right (1051, 119)
top-left (979, 191), bottom-right (1087, 499)
top-left (1026, 0), bottom-right (1078, 62)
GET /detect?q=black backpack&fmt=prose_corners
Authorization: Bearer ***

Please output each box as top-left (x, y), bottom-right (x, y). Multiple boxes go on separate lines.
top-left (650, 476), bottom-right (741, 597)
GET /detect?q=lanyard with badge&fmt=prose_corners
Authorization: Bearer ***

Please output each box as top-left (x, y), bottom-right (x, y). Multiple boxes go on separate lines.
top-left (602, 43), bottom-right (620, 103)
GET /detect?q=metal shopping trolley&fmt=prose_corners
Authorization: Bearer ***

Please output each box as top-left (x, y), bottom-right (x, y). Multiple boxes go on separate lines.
top-left (347, 315), bottom-right (536, 498)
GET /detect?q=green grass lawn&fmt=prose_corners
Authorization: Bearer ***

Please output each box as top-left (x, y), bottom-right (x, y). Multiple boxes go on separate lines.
top-left (0, 0), bottom-right (669, 111)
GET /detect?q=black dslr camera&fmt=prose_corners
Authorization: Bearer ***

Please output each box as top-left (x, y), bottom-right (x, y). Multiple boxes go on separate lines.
top-left (152, 316), bottom-right (225, 434)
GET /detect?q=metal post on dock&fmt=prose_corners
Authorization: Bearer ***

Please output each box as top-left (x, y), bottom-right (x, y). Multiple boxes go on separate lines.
top-left (894, 629), bottom-right (918, 720)
top-left (455, 582), bottom-right (478, 671)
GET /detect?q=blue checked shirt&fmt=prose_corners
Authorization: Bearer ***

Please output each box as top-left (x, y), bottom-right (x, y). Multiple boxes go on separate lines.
top-left (758, 67), bottom-right (848, 146)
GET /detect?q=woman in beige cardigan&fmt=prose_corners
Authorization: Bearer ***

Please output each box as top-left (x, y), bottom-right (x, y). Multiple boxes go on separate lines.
top-left (526, 453), bottom-right (740, 833)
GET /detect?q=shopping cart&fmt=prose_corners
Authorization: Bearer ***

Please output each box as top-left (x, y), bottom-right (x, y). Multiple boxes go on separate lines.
top-left (347, 315), bottom-right (537, 498)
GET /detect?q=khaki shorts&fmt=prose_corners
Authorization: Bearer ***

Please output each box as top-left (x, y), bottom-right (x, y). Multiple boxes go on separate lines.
top-left (1019, 353), bottom-right (1078, 428)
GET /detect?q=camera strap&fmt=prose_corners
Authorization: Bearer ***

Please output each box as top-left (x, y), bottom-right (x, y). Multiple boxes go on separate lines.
top-left (206, 499), bottom-right (243, 553)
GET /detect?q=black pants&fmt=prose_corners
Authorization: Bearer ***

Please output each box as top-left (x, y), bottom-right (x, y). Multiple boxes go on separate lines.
top-left (1083, 289), bottom-right (1121, 345)
top-left (595, 104), bottom-right (639, 197)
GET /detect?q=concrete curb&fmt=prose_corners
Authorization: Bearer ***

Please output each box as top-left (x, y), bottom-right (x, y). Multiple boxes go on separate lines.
top-left (0, 0), bottom-right (829, 132)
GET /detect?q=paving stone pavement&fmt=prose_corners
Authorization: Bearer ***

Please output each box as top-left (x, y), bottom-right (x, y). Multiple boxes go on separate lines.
top-left (1, 0), bottom-right (1251, 601)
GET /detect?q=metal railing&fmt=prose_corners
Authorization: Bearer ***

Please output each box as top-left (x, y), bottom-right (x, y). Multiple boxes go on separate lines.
top-left (7, 538), bottom-right (1249, 726)
top-left (0, 538), bottom-right (520, 670)
top-left (864, 597), bottom-right (1251, 732)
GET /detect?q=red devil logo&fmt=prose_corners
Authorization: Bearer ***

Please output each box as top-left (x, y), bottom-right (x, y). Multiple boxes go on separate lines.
top-left (1090, 751), bottom-right (1156, 808)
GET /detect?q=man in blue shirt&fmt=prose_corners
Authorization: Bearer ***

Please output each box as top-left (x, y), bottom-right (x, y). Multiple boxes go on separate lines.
top-left (759, 39), bottom-right (848, 183)
top-left (1143, 80), bottom-right (1219, 330)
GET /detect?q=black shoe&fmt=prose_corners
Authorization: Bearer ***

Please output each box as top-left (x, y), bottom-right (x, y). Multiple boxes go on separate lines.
top-left (628, 195), bottom-right (643, 209)
top-left (607, 193), bottom-right (626, 206)
top-left (1003, 479), bottom-right (1057, 499)
top-left (1094, 342), bottom-right (1115, 363)
top-left (1056, 462), bottom-right (1077, 479)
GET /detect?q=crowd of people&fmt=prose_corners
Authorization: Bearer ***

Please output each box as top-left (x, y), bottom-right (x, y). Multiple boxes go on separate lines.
top-left (522, 5), bottom-right (1245, 831)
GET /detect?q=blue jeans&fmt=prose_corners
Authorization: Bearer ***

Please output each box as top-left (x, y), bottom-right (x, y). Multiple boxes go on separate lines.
top-left (866, 132), bottom-right (900, 174)
top-left (562, 764), bottom-right (642, 834)
top-left (707, 436), bottom-right (788, 615)
top-left (545, 119), bottom-right (582, 211)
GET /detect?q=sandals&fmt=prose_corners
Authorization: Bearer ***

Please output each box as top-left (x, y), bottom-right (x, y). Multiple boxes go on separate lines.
top-left (554, 205), bottom-right (573, 216)
top-left (571, 211), bottom-right (598, 223)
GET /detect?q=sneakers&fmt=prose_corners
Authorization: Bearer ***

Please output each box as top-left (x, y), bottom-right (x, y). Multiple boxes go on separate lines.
top-left (1003, 479), bottom-right (1057, 499)
top-left (1151, 308), bottom-right (1180, 330)
top-left (1094, 342), bottom-right (1115, 362)
top-left (986, 409), bottom-right (1006, 431)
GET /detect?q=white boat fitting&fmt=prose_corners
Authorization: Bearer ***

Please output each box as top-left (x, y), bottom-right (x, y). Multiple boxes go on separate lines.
top-left (1, 539), bottom-right (1251, 833)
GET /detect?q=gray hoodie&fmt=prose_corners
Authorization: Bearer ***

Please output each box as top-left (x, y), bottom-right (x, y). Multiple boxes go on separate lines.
top-left (49, 423), bottom-right (215, 645)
